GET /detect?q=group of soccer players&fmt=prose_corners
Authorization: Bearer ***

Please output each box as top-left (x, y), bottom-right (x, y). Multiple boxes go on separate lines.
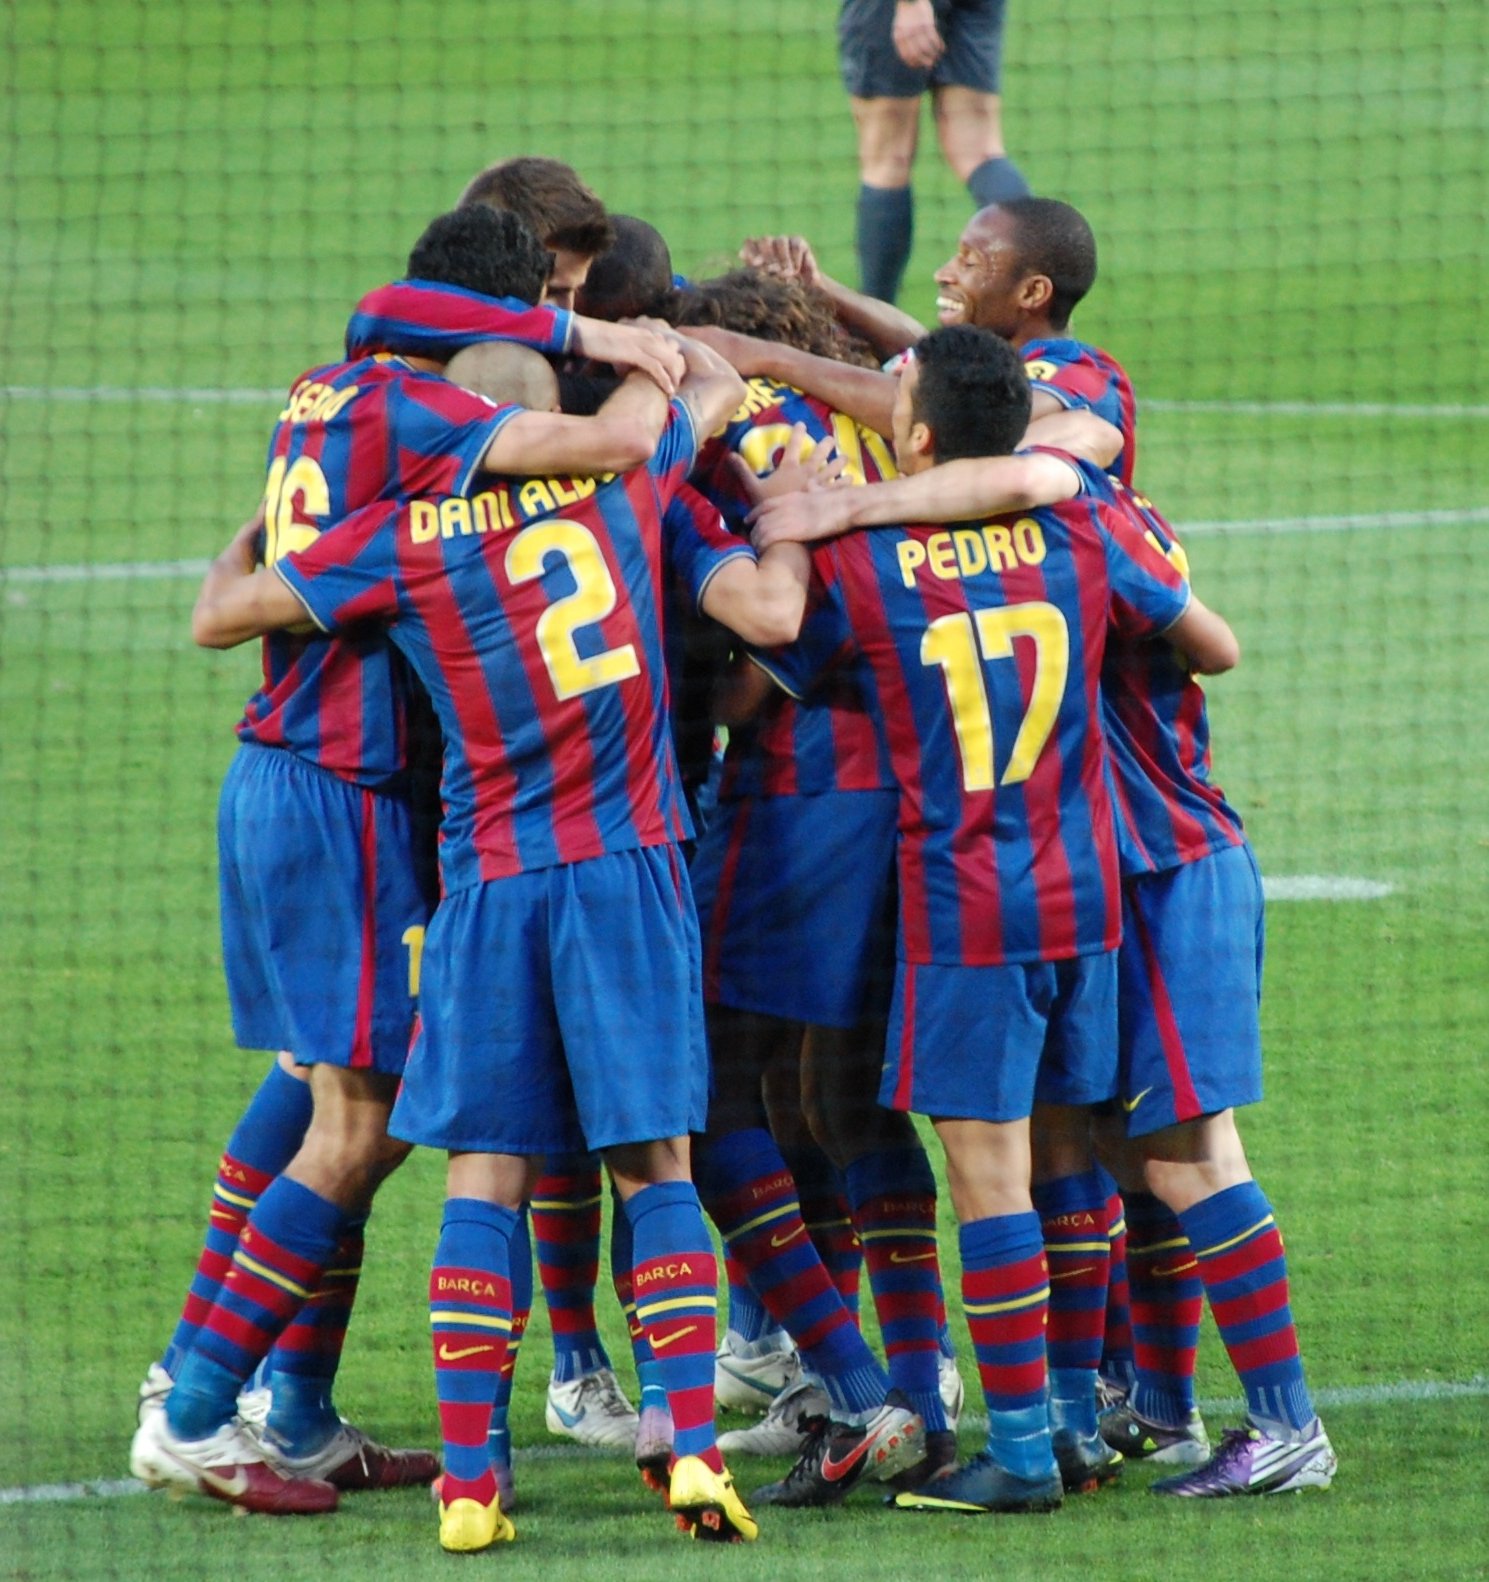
top-left (126, 152), bottom-right (1336, 1555)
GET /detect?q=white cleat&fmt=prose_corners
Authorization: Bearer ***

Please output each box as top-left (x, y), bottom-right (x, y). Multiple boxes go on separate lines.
top-left (135, 1362), bottom-right (173, 1430)
top-left (938, 1354), bottom-right (965, 1431)
top-left (129, 1409), bottom-right (338, 1513)
top-left (714, 1332), bottom-right (800, 1414)
top-left (544, 1367), bottom-right (640, 1450)
top-left (718, 1373), bottom-right (832, 1456)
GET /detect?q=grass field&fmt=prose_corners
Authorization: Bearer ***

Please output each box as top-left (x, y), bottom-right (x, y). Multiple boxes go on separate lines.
top-left (2, 1), bottom-right (1487, 1578)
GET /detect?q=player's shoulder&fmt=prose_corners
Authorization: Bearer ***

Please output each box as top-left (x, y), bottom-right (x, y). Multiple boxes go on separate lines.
top-left (1024, 335), bottom-right (1126, 380)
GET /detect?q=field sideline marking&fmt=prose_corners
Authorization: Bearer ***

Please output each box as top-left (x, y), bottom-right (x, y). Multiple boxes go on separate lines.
top-left (3, 1374), bottom-right (1484, 1507)
top-left (4, 504), bottom-right (1487, 591)
top-left (5, 386), bottom-right (1488, 420)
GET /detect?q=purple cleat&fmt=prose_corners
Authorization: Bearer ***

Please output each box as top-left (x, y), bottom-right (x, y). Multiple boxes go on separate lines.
top-left (1150, 1420), bottom-right (1336, 1498)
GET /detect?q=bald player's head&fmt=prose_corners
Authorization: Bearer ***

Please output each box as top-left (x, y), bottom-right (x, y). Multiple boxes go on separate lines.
top-left (445, 342), bottom-right (560, 413)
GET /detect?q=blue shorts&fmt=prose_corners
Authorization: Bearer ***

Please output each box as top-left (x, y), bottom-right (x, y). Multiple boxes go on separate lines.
top-left (839, 0), bottom-right (1008, 99)
top-left (882, 951), bottom-right (1118, 1122)
top-left (389, 844), bottom-right (710, 1155)
top-left (218, 745), bottom-right (430, 1074)
top-left (690, 789), bottom-right (898, 1028)
top-left (1117, 844), bottom-right (1265, 1136)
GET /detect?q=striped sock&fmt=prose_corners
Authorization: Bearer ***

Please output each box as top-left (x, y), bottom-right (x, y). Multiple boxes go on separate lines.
top-left (609, 1183), bottom-right (663, 1407)
top-left (786, 1144), bottom-right (863, 1321)
top-left (167, 1177), bottom-right (342, 1440)
top-left (845, 1146), bottom-right (947, 1432)
top-left (1032, 1169), bottom-right (1111, 1439)
top-left (162, 1061), bottom-right (312, 1376)
top-left (488, 1209), bottom-right (532, 1472)
top-left (723, 1252), bottom-right (782, 1347)
top-left (1179, 1182), bottom-right (1316, 1436)
top-left (1126, 1192), bottom-right (1203, 1428)
top-left (697, 1128), bottom-right (887, 1417)
top-left (959, 1212), bottom-right (1055, 1482)
top-left (266, 1215), bottom-right (366, 1452)
top-left (431, 1198), bottom-right (517, 1505)
top-left (1097, 1172), bottom-right (1136, 1393)
top-left (530, 1152), bottom-right (610, 1383)
top-left (625, 1182), bottom-right (721, 1470)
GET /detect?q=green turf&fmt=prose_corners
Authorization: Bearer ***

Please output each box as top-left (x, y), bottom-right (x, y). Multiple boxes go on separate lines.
top-left (2, 0), bottom-right (1488, 1577)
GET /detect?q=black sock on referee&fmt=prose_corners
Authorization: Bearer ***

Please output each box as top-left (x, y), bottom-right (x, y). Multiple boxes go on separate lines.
top-left (856, 182), bottom-right (914, 304)
top-left (966, 155), bottom-right (1031, 208)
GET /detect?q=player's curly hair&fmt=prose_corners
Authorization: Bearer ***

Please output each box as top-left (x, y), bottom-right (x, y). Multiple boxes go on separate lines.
top-left (912, 326), bottom-right (1031, 461)
top-left (668, 268), bottom-right (881, 369)
top-left (406, 207), bottom-right (553, 307)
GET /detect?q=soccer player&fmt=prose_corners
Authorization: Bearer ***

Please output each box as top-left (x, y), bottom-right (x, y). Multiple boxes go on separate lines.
top-left (749, 326), bottom-right (1237, 1514)
top-left (187, 330), bottom-right (811, 1551)
top-left (128, 207), bottom-right (687, 1517)
top-left (838, 0), bottom-right (1029, 303)
top-left (753, 391), bottom-right (1338, 1501)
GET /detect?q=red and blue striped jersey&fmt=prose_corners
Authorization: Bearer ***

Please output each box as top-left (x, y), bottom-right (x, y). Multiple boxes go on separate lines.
top-left (692, 377), bottom-right (899, 801)
top-left (752, 482), bottom-right (1191, 966)
top-left (345, 279), bottom-right (573, 362)
top-left (275, 403), bottom-right (746, 892)
top-left (236, 355), bottom-right (520, 790)
top-left (1023, 336), bottom-right (1137, 485)
top-left (1098, 478), bottom-right (1247, 877)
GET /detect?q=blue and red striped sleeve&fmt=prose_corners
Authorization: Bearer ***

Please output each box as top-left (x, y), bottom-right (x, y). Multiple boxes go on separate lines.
top-left (663, 483), bottom-right (756, 610)
top-left (1023, 338), bottom-right (1137, 484)
top-left (387, 377), bottom-right (526, 497)
top-left (747, 547), bottom-right (854, 700)
top-left (275, 501), bottom-right (405, 634)
top-left (1096, 501), bottom-right (1191, 639)
top-left (345, 279), bottom-right (573, 361)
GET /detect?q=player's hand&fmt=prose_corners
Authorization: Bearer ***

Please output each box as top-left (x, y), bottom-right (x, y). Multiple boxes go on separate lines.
top-left (234, 504), bottom-right (267, 570)
top-left (729, 424), bottom-right (847, 509)
top-left (748, 487), bottom-right (856, 549)
top-left (740, 234), bottom-right (821, 288)
top-left (892, 0), bottom-right (945, 69)
top-left (570, 317), bottom-right (685, 395)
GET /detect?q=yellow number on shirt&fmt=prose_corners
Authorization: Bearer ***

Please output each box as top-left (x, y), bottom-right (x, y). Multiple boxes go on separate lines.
top-left (505, 520), bottom-right (641, 701)
top-left (261, 454), bottom-right (331, 565)
top-left (921, 601), bottom-right (1070, 793)
top-left (401, 924), bottom-right (425, 998)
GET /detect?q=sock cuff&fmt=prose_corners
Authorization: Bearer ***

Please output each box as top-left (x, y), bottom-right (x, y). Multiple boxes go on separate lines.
top-left (1177, 1180), bottom-right (1271, 1254)
top-left (959, 1209), bottom-right (1043, 1267)
top-left (442, 1197), bottom-right (521, 1238)
top-left (1031, 1168), bottom-right (1109, 1219)
top-left (258, 1176), bottom-right (345, 1252)
top-left (858, 182), bottom-right (912, 209)
top-left (623, 1179), bottom-right (702, 1228)
top-left (964, 156), bottom-right (1031, 207)
top-left (692, 1127), bottom-right (779, 1200)
top-left (843, 1144), bottom-right (935, 1209)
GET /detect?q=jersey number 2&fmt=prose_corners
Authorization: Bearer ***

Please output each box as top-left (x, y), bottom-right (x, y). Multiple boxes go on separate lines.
top-left (921, 601), bottom-right (1070, 793)
top-left (505, 520), bottom-right (641, 701)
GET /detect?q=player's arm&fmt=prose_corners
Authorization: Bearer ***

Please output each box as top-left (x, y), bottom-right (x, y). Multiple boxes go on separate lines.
top-left (712, 653), bottom-right (778, 727)
top-left (685, 325), bottom-right (898, 440)
top-left (698, 540), bottom-right (812, 648)
top-left (1165, 597), bottom-right (1240, 675)
top-left (479, 370), bottom-right (670, 475)
top-left (1023, 410), bottom-right (1121, 468)
top-left (192, 509), bottom-right (310, 648)
top-left (671, 327), bottom-right (749, 440)
top-left (751, 449), bottom-right (1083, 547)
top-left (739, 234), bottom-right (927, 360)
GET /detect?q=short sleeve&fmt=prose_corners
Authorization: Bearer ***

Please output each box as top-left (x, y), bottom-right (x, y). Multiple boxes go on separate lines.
top-left (389, 377), bottom-right (525, 497)
top-left (663, 484), bottom-right (756, 611)
top-left (275, 501), bottom-right (404, 634)
top-left (1098, 500), bottom-right (1192, 640)
top-left (646, 399), bottom-right (703, 509)
top-left (345, 279), bottom-right (573, 361)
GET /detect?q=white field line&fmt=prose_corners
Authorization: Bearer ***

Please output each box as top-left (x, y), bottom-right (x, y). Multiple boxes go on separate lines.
top-left (2, 1373), bottom-right (1484, 1507)
top-left (3, 503), bottom-right (1486, 591)
top-left (6, 386), bottom-right (1489, 420)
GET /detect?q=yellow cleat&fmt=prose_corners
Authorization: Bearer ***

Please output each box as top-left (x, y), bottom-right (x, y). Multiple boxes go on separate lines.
top-left (438, 1493), bottom-right (516, 1553)
top-left (668, 1455), bottom-right (759, 1543)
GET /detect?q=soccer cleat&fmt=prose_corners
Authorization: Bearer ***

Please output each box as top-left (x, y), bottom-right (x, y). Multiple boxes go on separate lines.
top-left (892, 1451), bottom-right (1063, 1515)
top-left (261, 1420), bottom-right (440, 1490)
top-left (714, 1332), bottom-right (800, 1414)
top-left (886, 1428), bottom-right (959, 1494)
top-left (439, 1491), bottom-right (516, 1552)
top-left (669, 1455), bottom-right (759, 1542)
top-left (1150, 1420), bottom-right (1337, 1498)
top-left (938, 1354), bottom-right (966, 1430)
top-left (235, 1384), bottom-right (272, 1429)
top-left (129, 1409), bottom-right (338, 1515)
top-left (1100, 1403), bottom-right (1210, 1467)
top-left (1095, 1373), bottom-right (1131, 1413)
top-left (634, 1400), bottom-right (674, 1493)
top-left (753, 1396), bottom-right (925, 1507)
top-left (718, 1373), bottom-right (831, 1456)
top-left (1053, 1426), bottom-right (1124, 1493)
top-left (135, 1362), bottom-right (173, 1429)
top-left (544, 1367), bottom-right (640, 1450)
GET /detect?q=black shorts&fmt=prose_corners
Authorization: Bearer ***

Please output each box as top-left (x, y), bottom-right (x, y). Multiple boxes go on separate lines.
top-left (838, 0), bottom-right (1008, 99)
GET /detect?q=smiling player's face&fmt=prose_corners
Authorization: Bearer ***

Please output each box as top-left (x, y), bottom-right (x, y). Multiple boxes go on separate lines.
top-left (933, 209), bottom-right (1031, 340)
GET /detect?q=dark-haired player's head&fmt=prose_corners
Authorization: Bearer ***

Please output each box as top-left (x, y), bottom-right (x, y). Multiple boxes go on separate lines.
top-left (934, 197), bottom-right (1097, 342)
top-left (458, 156), bottom-right (614, 310)
top-left (446, 342), bottom-right (560, 413)
top-left (407, 207), bottom-right (552, 306)
top-left (893, 325), bottom-right (1031, 474)
top-left (670, 268), bottom-right (880, 368)
top-left (574, 216), bottom-right (676, 321)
